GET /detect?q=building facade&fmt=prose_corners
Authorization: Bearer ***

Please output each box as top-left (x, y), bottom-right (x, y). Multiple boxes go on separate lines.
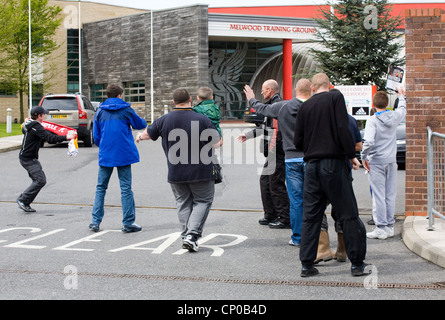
top-left (82, 6), bottom-right (321, 120)
top-left (0, 0), bottom-right (147, 122)
top-left (3, 1), bottom-right (445, 124)
top-left (82, 5), bottom-right (209, 120)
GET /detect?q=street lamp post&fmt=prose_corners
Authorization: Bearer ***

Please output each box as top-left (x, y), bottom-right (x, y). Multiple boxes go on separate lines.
top-left (150, 10), bottom-right (154, 123)
top-left (28, 0), bottom-right (32, 109)
top-left (78, 0), bottom-right (82, 94)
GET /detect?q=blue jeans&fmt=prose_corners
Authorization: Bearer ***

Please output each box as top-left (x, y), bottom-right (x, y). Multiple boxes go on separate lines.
top-left (285, 161), bottom-right (305, 244)
top-left (92, 165), bottom-right (135, 226)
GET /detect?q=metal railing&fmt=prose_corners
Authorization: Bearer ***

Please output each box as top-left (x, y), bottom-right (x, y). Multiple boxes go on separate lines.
top-left (427, 126), bottom-right (445, 230)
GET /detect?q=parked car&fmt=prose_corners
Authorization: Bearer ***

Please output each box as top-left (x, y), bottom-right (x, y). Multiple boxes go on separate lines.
top-left (395, 121), bottom-right (406, 168)
top-left (356, 120), bottom-right (406, 169)
top-left (91, 101), bottom-right (101, 111)
top-left (244, 105), bottom-right (264, 126)
top-left (39, 93), bottom-right (96, 147)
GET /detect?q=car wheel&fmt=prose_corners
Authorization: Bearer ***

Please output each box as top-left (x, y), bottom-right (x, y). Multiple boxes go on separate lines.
top-left (83, 128), bottom-right (93, 147)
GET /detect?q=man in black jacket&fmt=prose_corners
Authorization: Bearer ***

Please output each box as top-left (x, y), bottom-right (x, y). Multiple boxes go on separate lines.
top-left (294, 73), bottom-right (368, 277)
top-left (239, 79), bottom-right (290, 229)
top-left (17, 106), bottom-right (76, 212)
top-left (244, 79), bottom-right (311, 245)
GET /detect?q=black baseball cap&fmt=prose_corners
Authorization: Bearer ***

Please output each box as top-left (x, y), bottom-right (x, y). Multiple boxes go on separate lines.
top-left (30, 106), bottom-right (48, 117)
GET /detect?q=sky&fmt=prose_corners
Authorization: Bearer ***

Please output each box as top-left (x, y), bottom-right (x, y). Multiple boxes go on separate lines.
top-left (76, 0), bottom-right (445, 11)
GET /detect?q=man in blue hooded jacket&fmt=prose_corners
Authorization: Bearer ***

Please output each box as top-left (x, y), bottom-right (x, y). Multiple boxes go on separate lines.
top-left (89, 84), bottom-right (147, 232)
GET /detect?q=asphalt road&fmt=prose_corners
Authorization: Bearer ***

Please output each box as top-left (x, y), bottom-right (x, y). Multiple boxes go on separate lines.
top-left (0, 127), bottom-right (443, 304)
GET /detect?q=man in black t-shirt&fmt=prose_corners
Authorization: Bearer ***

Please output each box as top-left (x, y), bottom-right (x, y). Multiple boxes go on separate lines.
top-left (137, 88), bottom-right (221, 252)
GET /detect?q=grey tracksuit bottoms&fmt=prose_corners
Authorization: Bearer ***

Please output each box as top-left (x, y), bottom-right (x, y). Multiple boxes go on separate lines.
top-left (368, 162), bottom-right (398, 228)
top-left (170, 180), bottom-right (215, 238)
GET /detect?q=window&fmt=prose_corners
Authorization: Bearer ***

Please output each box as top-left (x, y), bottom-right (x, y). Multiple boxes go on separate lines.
top-left (67, 29), bottom-right (80, 93)
top-left (123, 81), bottom-right (145, 103)
top-left (209, 41), bottom-right (282, 119)
top-left (0, 83), bottom-right (16, 97)
top-left (82, 97), bottom-right (95, 111)
top-left (90, 84), bottom-right (107, 102)
top-left (41, 96), bottom-right (79, 111)
top-left (31, 83), bottom-right (44, 106)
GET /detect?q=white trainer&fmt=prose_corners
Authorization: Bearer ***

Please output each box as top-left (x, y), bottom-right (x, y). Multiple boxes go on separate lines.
top-left (366, 227), bottom-right (388, 240)
top-left (385, 226), bottom-right (394, 238)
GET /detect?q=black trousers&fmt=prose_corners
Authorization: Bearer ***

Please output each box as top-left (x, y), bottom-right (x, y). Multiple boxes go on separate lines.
top-left (260, 152), bottom-right (290, 224)
top-left (299, 159), bottom-right (366, 267)
top-left (18, 158), bottom-right (47, 205)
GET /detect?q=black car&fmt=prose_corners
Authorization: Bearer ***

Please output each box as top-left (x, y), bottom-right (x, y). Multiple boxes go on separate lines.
top-left (244, 105), bottom-right (264, 126)
top-left (356, 121), bottom-right (406, 169)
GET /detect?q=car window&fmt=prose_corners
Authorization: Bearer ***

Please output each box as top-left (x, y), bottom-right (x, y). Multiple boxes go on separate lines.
top-left (82, 97), bottom-right (94, 111)
top-left (41, 97), bottom-right (78, 111)
top-left (397, 124), bottom-right (405, 140)
top-left (91, 102), bottom-right (100, 111)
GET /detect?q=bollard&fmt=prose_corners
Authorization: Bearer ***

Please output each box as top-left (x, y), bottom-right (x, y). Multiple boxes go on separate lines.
top-left (164, 105), bottom-right (169, 115)
top-left (6, 108), bottom-right (12, 134)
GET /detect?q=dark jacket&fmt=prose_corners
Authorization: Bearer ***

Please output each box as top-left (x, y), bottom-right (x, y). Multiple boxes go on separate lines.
top-left (19, 119), bottom-right (67, 160)
top-left (250, 97), bottom-right (305, 160)
top-left (246, 93), bottom-right (284, 156)
top-left (294, 90), bottom-right (355, 162)
top-left (93, 98), bottom-right (147, 167)
top-left (146, 108), bottom-right (220, 183)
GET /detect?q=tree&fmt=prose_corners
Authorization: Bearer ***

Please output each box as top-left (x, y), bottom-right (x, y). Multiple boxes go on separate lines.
top-left (0, 0), bottom-right (62, 123)
top-left (310, 0), bottom-right (404, 90)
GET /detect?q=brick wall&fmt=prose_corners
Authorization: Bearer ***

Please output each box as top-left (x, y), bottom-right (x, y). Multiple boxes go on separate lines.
top-left (404, 8), bottom-right (445, 215)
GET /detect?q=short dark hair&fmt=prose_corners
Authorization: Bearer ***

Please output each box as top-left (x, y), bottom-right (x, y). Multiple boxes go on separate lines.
top-left (373, 91), bottom-right (389, 109)
top-left (106, 84), bottom-right (123, 98)
top-left (173, 88), bottom-right (190, 105)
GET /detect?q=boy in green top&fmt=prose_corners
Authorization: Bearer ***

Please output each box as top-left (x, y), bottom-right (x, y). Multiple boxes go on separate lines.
top-left (194, 87), bottom-right (223, 183)
top-left (193, 87), bottom-right (222, 138)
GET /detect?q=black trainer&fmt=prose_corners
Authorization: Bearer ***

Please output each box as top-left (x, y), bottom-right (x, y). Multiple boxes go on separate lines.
top-left (122, 223), bottom-right (142, 233)
top-left (182, 234), bottom-right (199, 252)
top-left (300, 266), bottom-right (319, 277)
top-left (269, 221), bottom-right (291, 229)
top-left (258, 217), bottom-right (277, 225)
top-left (89, 223), bottom-right (100, 232)
top-left (351, 263), bottom-right (372, 277)
top-left (16, 199), bottom-right (36, 213)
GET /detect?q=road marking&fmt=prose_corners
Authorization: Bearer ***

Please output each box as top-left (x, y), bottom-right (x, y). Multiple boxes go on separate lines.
top-left (0, 227), bottom-right (248, 256)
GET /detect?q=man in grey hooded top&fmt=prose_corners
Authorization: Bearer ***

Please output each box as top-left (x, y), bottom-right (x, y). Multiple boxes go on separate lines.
top-left (361, 88), bottom-right (406, 240)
